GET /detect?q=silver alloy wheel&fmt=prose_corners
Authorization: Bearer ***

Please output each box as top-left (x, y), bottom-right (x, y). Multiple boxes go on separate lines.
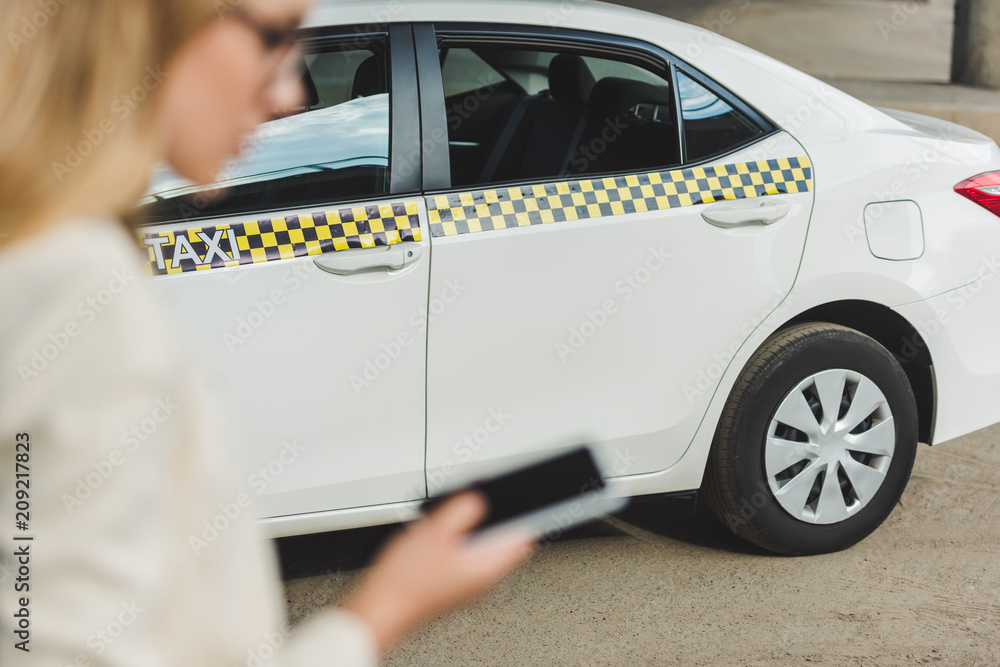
top-left (764, 368), bottom-right (895, 525)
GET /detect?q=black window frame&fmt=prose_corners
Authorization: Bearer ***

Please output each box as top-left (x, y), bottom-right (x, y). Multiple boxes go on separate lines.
top-left (672, 66), bottom-right (772, 165)
top-left (136, 23), bottom-right (421, 228)
top-left (413, 21), bottom-right (778, 195)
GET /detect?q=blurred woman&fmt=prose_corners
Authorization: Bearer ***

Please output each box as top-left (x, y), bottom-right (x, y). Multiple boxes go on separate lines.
top-left (0, 1), bottom-right (536, 665)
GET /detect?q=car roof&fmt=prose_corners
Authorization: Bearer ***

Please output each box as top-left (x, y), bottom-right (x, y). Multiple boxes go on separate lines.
top-left (304, 0), bottom-right (701, 44)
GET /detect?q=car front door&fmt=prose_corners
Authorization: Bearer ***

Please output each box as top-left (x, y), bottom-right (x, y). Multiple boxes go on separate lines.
top-left (134, 25), bottom-right (430, 522)
top-left (415, 24), bottom-right (815, 490)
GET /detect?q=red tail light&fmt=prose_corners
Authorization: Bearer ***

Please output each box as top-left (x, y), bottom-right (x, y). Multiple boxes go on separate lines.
top-left (955, 171), bottom-right (1000, 217)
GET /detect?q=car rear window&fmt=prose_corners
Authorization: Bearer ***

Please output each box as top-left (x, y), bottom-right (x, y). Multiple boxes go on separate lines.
top-left (677, 70), bottom-right (766, 163)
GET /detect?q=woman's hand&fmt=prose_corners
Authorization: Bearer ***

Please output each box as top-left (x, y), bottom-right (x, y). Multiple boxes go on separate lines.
top-left (339, 491), bottom-right (537, 654)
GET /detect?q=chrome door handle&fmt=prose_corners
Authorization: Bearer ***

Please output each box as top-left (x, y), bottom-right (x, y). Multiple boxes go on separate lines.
top-left (701, 200), bottom-right (791, 228)
top-left (313, 244), bottom-right (423, 276)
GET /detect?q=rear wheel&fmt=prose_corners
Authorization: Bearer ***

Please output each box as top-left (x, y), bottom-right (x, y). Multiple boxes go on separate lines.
top-left (704, 322), bottom-right (918, 555)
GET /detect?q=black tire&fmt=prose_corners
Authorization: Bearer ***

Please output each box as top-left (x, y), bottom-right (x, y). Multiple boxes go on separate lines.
top-left (704, 322), bottom-right (918, 556)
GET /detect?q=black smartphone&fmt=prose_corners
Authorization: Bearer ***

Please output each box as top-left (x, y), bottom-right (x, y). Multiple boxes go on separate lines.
top-left (420, 446), bottom-right (628, 540)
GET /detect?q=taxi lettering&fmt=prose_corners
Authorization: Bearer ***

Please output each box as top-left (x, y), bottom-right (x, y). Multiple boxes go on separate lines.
top-left (143, 228), bottom-right (242, 271)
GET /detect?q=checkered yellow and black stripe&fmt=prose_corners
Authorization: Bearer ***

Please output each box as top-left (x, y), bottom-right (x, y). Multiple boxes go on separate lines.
top-left (427, 156), bottom-right (812, 237)
top-left (138, 200), bottom-right (423, 276)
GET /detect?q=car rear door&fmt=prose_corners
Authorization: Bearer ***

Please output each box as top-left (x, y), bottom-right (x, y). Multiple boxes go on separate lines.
top-left (414, 23), bottom-right (815, 489)
top-left (134, 25), bottom-right (429, 520)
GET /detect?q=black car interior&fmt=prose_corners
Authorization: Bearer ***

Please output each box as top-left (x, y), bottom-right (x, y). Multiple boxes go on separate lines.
top-left (443, 48), bottom-right (683, 189)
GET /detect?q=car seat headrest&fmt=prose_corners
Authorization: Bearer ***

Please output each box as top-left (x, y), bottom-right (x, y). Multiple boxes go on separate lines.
top-left (352, 55), bottom-right (386, 99)
top-left (548, 54), bottom-right (597, 108)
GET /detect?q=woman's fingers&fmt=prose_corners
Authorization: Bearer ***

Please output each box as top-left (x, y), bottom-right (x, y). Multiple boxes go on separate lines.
top-left (426, 490), bottom-right (488, 538)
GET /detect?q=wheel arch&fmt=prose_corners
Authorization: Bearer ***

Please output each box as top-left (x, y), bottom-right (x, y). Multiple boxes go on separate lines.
top-left (777, 299), bottom-right (936, 445)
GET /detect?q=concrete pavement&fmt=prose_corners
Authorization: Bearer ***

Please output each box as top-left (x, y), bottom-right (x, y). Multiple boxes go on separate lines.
top-left (281, 423), bottom-right (1000, 666)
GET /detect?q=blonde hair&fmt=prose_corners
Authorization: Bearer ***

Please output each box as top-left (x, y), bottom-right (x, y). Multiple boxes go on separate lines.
top-left (0, 0), bottom-right (218, 242)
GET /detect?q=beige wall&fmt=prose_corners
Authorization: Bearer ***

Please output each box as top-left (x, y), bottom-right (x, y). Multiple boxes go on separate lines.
top-left (611, 0), bottom-right (955, 83)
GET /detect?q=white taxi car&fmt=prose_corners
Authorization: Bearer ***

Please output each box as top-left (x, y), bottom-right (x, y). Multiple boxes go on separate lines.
top-left (135, 0), bottom-right (1000, 555)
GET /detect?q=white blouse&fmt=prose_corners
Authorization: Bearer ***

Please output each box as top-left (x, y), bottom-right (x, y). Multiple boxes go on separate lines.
top-left (0, 215), bottom-right (377, 667)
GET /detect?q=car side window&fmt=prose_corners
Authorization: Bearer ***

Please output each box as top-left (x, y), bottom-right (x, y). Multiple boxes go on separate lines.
top-left (440, 44), bottom-right (682, 189)
top-left (441, 48), bottom-right (508, 98)
top-left (677, 70), bottom-right (765, 163)
top-left (135, 37), bottom-right (391, 225)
